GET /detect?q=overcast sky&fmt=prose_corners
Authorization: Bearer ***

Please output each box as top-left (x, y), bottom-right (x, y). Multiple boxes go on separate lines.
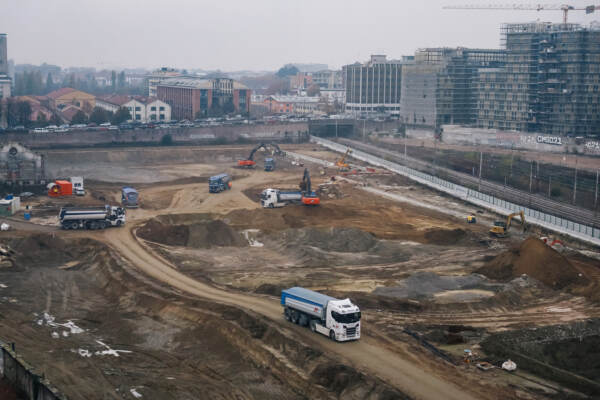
top-left (3, 0), bottom-right (599, 71)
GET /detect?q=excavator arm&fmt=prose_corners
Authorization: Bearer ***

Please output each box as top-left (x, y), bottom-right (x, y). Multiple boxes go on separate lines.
top-left (237, 143), bottom-right (266, 167)
top-left (300, 168), bottom-right (320, 205)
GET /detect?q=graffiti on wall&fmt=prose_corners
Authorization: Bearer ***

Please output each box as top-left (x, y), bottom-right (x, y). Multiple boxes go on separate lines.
top-left (585, 141), bottom-right (600, 153)
top-left (536, 135), bottom-right (563, 145)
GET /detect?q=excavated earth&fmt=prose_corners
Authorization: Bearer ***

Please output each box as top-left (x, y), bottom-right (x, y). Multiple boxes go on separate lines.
top-left (2, 144), bottom-right (600, 399)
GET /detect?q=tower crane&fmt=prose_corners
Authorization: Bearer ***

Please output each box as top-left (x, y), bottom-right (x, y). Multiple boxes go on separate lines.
top-left (443, 4), bottom-right (598, 24)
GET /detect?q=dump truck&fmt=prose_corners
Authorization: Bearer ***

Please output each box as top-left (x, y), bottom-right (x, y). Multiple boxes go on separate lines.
top-left (121, 187), bottom-right (139, 208)
top-left (260, 189), bottom-right (302, 208)
top-left (264, 157), bottom-right (275, 171)
top-left (209, 173), bottom-right (232, 193)
top-left (281, 287), bottom-right (361, 342)
top-left (59, 205), bottom-right (126, 230)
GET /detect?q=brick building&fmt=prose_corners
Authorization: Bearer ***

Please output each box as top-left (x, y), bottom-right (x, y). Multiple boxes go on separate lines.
top-left (156, 77), bottom-right (250, 120)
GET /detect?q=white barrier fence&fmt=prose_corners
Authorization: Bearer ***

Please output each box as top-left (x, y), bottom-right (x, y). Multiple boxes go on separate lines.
top-left (310, 136), bottom-right (600, 246)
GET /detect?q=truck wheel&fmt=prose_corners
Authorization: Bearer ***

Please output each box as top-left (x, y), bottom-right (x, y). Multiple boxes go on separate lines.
top-left (310, 320), bottom-right (316, 332)
top-left (291, 310), bottom-right (299, 324)
top-left (284, 308), bottom-right (291, 321)
top-left (269, 204), bottom-right (274, 209)
top-left (116, 220), bottom-right (122, 227)
top-left (299, 313), bottom-right (308, 327)
top-left (98, 221), bottom-right (107, 229)
top-left (329, 330), bottom-right (337, 342)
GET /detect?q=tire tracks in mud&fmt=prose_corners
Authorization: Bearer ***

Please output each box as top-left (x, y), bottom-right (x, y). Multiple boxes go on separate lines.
top-left (99, 224), bottom-right (478, 400)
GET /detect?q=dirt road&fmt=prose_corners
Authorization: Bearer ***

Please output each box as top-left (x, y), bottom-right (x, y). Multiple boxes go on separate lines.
top-left (102, 224), bottom-right (478, 400)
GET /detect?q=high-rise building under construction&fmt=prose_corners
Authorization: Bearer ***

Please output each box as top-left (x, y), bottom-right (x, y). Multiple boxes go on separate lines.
top-left (476, 22), bottom-right (600, 137)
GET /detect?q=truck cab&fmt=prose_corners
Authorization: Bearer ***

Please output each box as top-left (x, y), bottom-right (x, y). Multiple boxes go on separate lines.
top-left (281, 287), bottom-right (361, 342)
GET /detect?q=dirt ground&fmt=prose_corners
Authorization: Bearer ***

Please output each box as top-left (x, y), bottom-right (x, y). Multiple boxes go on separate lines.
top-left (1, 143), bottom-right (600, 399)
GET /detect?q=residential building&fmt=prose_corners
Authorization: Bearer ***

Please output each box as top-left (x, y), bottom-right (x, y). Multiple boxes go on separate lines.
top-left (46, 88), bottom-right (96, 111)
top-left (476, 22), bottom-right (600, 137)
top-left (11, 96), bottom-right (53, 123)
top-left (263, 95), bottom-right (320, 115)
top-left (146, 67), bottom-right (182, 97)
top-left (96, 94), bottom-right (171, 123)
top-left (400, 48), bottom-right (505, 128)
top-left (320, 88), bottom-right (345, 104)
top-left (156, 77), bottom-right (250, 120)
top-left (289, 72), bottom-right (314, 92)
top-left (312, 69), bottom-right (343, 89)
top-left (0, 34), bottom-right (11, 100)
top-left (343, 55), bottom-right (404, 116)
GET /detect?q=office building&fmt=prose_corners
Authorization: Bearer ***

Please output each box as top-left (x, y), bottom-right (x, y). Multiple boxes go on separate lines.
top-left (0, 34), bottom-right (11, 99)
top-left (343, 55), bottom-right (403, 116)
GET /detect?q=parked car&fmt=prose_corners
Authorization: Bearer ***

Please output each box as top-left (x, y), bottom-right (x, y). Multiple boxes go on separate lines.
top-left (33, 128), bottom-right (49, 133)
top-left (108, 125), bottom-right (119, 131)
top-left (54, 127), bottom-right (69, 133)
top-left (46, 125), bottom-right (59, 131)
top-left (99, 122), bottom-right (111, 127)
top-left (119, 123), bottom-right (133, 130)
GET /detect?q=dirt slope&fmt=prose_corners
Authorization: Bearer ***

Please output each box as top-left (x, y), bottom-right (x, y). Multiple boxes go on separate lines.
top-left (477, 237), bottom-right (588, 289)
top-left (101, 225), bottom-right (481, 400)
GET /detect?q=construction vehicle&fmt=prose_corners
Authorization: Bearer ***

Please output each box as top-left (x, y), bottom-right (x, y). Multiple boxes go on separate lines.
top-left (264, 157), bottom-right (275, 171)
top-left (59, 205), bottom-right (125, 230)
top-left (209, 173), bottom-right (232, 193)
top-left (70, 177), bottom-right (85, 196)
top-left (261, 168), bottom-right (320, 208)
top-left (467, 215), bottom-right (477, 224)
top-left (121, 187), bottom-right (139, 208)
top-left (299, 168), bottom-right (320, 205)
top-left (48, 180), bottom-right (73, 197)
top-left (237, 143), bottom-right (285, 169)
top-left (237, 143), bottom-right (266, 168)
top-left (489, 211), bottom-right (526, 238)
top-left (336, 149), bottom-right (352, 171)
top-left (281, 287), bottom-right (361, 342)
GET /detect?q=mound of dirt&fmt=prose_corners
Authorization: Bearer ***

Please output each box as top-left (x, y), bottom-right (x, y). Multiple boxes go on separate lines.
top-left (279, 227), bottom-right (377, 253)
top-left (423, 228), bottom-right (467, 245)
top-left (138, 218), bottom-right (247, 249)
top-left (477, 237), bottom-right (587, 290)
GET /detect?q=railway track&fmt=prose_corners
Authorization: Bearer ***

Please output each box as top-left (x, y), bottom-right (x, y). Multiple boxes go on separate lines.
top-left (339, 138), bottom-right (600, 229)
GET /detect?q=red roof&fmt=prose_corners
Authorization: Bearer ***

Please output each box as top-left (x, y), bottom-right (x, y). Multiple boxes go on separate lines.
top-left (46, 88), bottom-right (77, 99)
top-left (97, 94), bottom-right (131, 106)
top-left (60, 105), bottom-right (85, 122)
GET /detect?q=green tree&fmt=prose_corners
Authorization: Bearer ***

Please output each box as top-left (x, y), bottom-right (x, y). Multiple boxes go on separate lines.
top-left (89, 106), bottom-right (111, 124)
top-left (45, 72), bottom-right (54, 93)
top-left (16, 101), bottom-right (32, 126)
top-left (36, 113), bottom-right (48, 127)
top-left (71, 110), bottom-right (88, 125)
top-left (111, 107), bottom-right (131, 125)
top-left (276, 64), bottom-right (299, 78)
top-left (118, 71), bottom-right (126, 90)
top-left (111, 70), bottom-right (117, 92)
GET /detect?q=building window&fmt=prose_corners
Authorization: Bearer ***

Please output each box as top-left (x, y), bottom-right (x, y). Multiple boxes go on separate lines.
top-left (135, 107), bottom-right (141, 111)
top-left (128, 107), bottom-right (132, 111)
top-left (151, 106), bottom-right (156, 111)
top-left (135, 115), bottom-right (141, 120)
top-left (160, 114), bottom-right (165, 120)
top-left (150, 114), bottom-right (156, 120)
top-left (159, 106), bottom-right (165, 111)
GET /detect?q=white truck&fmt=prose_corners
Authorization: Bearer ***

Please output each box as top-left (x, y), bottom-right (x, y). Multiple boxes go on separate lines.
top-left (70, 176), bottom-right (85, 196)
top-left (281, 287), bottom-right (361, 342)
top-left (260, 189), bottom-right (302, 208)
top-left (59, 205), bottom-right (125, 230)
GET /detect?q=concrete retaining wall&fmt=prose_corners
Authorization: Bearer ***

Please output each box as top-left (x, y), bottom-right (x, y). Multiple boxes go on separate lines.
top-left (0, 343), bottom-right (65, 400)
top-left (1, 122), bottom-right (309, 149)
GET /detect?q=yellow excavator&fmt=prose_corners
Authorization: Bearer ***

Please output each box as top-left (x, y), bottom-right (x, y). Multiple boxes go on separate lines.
top-left (336, 149), bottom-right (352, 171)
top-left (489, 211), bottom-right (527, 238)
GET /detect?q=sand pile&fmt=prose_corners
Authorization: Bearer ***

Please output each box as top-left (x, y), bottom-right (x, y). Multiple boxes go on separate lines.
top-left (138, 218), bottom-right (247, 249)
top-left (477, 237), bottom-right (587, 290)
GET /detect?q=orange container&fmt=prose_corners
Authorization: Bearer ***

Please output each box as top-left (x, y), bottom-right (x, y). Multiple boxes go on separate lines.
top-left (48, 180), bottom-right (73, 197)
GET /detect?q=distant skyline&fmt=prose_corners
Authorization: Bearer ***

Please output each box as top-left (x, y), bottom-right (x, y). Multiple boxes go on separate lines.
top-left (3, 0), bottom-right (599, 72)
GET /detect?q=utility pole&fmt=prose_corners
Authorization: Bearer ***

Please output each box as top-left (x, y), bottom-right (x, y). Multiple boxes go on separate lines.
top-left (404, 140), bottom-right (407, 159)
top-left (595, 169), bottom-right (599, 209)
top-left (573, 157), bottom-right (578, 205)
top-left (362, 119), bottom-right (366, 141)
top-left (510, 149), bottom-right (514, 177)
top-left (548, 175), bottom-right (552, 197)
top-left (335, 118), bottom-right (338, 139)
top-left (529, 161), bottom-right (533, 193)
top-left (478, 150), bottom-right (483, 191)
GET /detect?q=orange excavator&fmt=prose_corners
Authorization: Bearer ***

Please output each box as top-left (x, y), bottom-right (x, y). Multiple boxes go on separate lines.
top-left (299, 168), bottom-right (320, 205)
top-left (237, 143), bottom-right (267, 168)
top-left (336, 149), bottom-right (352, 171)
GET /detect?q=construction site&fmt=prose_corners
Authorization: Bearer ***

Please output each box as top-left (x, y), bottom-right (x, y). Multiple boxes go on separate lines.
top-left (0, 138), bottom-right (598, 400)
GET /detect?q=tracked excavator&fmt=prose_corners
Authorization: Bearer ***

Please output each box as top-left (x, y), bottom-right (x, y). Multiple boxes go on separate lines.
top-left (336, 149), bottom-right (352, 171)
top-left (237, 143), bottom-right (286, 169)
top-left (299, 168), bottom-right (320, 205)
top-left (489, 211), bottom-right (527, 238)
